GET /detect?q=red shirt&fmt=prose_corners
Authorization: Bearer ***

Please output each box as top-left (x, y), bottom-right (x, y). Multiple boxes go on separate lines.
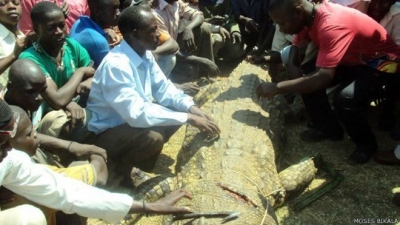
top-left (296, 2), bottom-right (400, 71)
top-left (20, 0), bottom-right (90, 35)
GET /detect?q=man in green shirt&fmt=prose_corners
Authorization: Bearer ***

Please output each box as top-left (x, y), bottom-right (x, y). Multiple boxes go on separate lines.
top-left (19, 2), bottom-right (94, 132)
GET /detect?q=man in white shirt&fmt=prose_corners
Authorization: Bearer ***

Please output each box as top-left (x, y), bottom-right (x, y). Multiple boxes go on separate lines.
top-left (86, 5), bottom-right (220, 179)
top-left (0, 99), bottom-right (192, 224)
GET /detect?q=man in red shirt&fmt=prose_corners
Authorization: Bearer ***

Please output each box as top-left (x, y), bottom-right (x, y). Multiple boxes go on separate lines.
top-left (257, 0), bottom-right (400, 164)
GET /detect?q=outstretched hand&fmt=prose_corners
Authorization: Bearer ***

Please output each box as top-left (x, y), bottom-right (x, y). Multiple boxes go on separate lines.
top-left (246, 54), bottom-right (265, 64)
top-left (255, 82), bottom-right (279, 100)
top-left (187, 112), bottom-right (221, 135)
top-left (151, 189), bottom-right (193, 214)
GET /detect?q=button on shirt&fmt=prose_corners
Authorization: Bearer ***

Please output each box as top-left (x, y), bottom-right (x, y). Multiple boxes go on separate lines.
top-left (1, 150), bottom-right (132, 223)
top-left (87, 40), bottom-right (195, 134)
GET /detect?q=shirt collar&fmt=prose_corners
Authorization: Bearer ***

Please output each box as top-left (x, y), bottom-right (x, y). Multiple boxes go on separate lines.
top-left (119, 40), bottom-right (150, 68)
top-left (0, 24), bottom-right (13, 41)
top-left (120, 40), bottom-right (154, 68)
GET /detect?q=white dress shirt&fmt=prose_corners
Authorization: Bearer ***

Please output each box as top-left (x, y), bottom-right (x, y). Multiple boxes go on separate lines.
top-left (87, 40), bottom-right (195, 134)
top-left (0, 150), bottom-right (132, 223)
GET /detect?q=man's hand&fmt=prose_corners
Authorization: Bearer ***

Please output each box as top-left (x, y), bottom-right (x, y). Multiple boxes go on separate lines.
top-left (189, 105), bottom-right (214, 121)
top-left (187, 113), bottom-right (221, 135)
top-left (65, 102), bottom-right (84, 129)
top-left (245, 19), bottom-right (259, 33)
top-left (0, 187), bottom-right (15, 205)
top-left (58, 0), bottom-right (70, 18)
top-left (77, 77), bottom-right (93, 95)
top-left (103, 27), bottom-right (122, 48)
top-left (68, 142), bottom-right (108, 162)
top-left (246, 54), bottom-right (265, 64)
top-left (149, 189), bottom-right (192, 214)
top-left (231, 32), bottom-right (241, 44)
top-left (13, 36), bottom-right (27, 58)
top-left (182, 28), bottom-right (196, 54)
top-left (219, 27), bottom-right (230, 41)
top-left (256, 82), bottom-right (279, 100)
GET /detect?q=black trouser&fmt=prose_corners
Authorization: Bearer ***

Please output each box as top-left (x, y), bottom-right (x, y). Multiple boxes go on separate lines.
top-left (302, 64), bottom-right (399, 150)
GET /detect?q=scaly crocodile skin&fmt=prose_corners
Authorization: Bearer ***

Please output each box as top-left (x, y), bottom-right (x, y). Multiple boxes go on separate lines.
top-left (131, 62), bottom-right (317, 225)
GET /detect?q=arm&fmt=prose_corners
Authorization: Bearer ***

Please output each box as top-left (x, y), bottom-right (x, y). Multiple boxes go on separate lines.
top-left (4, 150), bottom-right (190, 222)
top-left (42, 67), bottom-right (94, 109)
top-left (153, 36), bottom-right (179, 56)
top-left (185, 13), bottom-right (204, 32)
top-left (0, 36), bottom-right (27, 75)
top-left (37, 133), bottom-right (107, 161)
top-left (256, 22), bottom-right (274, 53)
top-left (3, 150), bottom-right (131, 223)
top-left (256, 68), bottom-right (335, 99)
top-left (100, 60), bottom-right (192, 128)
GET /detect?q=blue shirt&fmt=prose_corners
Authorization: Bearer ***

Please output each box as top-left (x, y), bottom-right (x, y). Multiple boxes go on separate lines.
top-left (70, 16), bottom-right (110, 68)
top-left (87, 40), bottom-right (195, 134)
top-left (231, 0), bottom-right (269, 25)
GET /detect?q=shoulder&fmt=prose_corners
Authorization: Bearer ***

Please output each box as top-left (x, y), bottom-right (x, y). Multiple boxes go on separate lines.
top-left (99, 47), bottom-right (131, 70)
top-left (19, 46), bottom-right (41, 60)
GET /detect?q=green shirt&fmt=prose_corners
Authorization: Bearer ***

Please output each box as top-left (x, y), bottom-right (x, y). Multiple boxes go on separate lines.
top-left (19, 37), bottom-right (91, 88)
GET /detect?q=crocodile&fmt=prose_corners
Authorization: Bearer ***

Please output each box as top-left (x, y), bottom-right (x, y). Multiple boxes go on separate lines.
top-left (131, 61), bottom-right (318, 225)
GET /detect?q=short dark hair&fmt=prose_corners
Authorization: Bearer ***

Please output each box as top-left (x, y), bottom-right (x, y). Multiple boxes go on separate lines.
top-left (31, 1), bottom-right (64, 27)
top-left (269, 0), bottom-right (298, 15)
top-left (88, 0), bottom-right (114, 10)
top-left (0, 100), bottom-right (13, 128)
top-left (118, 4), bottom-right (151, 36)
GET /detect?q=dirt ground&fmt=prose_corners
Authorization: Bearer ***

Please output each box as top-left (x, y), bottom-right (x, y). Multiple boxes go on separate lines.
top-left (88, 60), bottom-right (400, 225)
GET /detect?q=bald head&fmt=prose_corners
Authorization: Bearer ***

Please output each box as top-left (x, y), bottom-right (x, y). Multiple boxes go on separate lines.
top-left (9, 59), bottom-right (45, 87)
top-left (6, 59), bottom-right (47, 112)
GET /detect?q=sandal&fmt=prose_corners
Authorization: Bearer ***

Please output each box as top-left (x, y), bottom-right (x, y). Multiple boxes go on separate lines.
top-left (130, 167), bottom-right (150, 187)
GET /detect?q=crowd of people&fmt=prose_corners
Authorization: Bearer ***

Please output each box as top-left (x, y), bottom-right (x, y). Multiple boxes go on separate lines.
top-left (0, 0), bottom-right (399, 223)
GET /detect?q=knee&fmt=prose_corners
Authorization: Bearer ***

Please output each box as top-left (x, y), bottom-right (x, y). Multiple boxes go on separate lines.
top-left (144, 130), bottom-right (165, 153)
top-left (200, 22), bottom-right (212, 35)
top-left (14, 205), bottom-right (47, 225)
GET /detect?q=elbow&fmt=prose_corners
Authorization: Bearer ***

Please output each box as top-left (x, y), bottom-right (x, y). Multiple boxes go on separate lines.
top-left (171, 42), bottom-right (179, 53)
top-left (47, 100), bottom-right (69, 110)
